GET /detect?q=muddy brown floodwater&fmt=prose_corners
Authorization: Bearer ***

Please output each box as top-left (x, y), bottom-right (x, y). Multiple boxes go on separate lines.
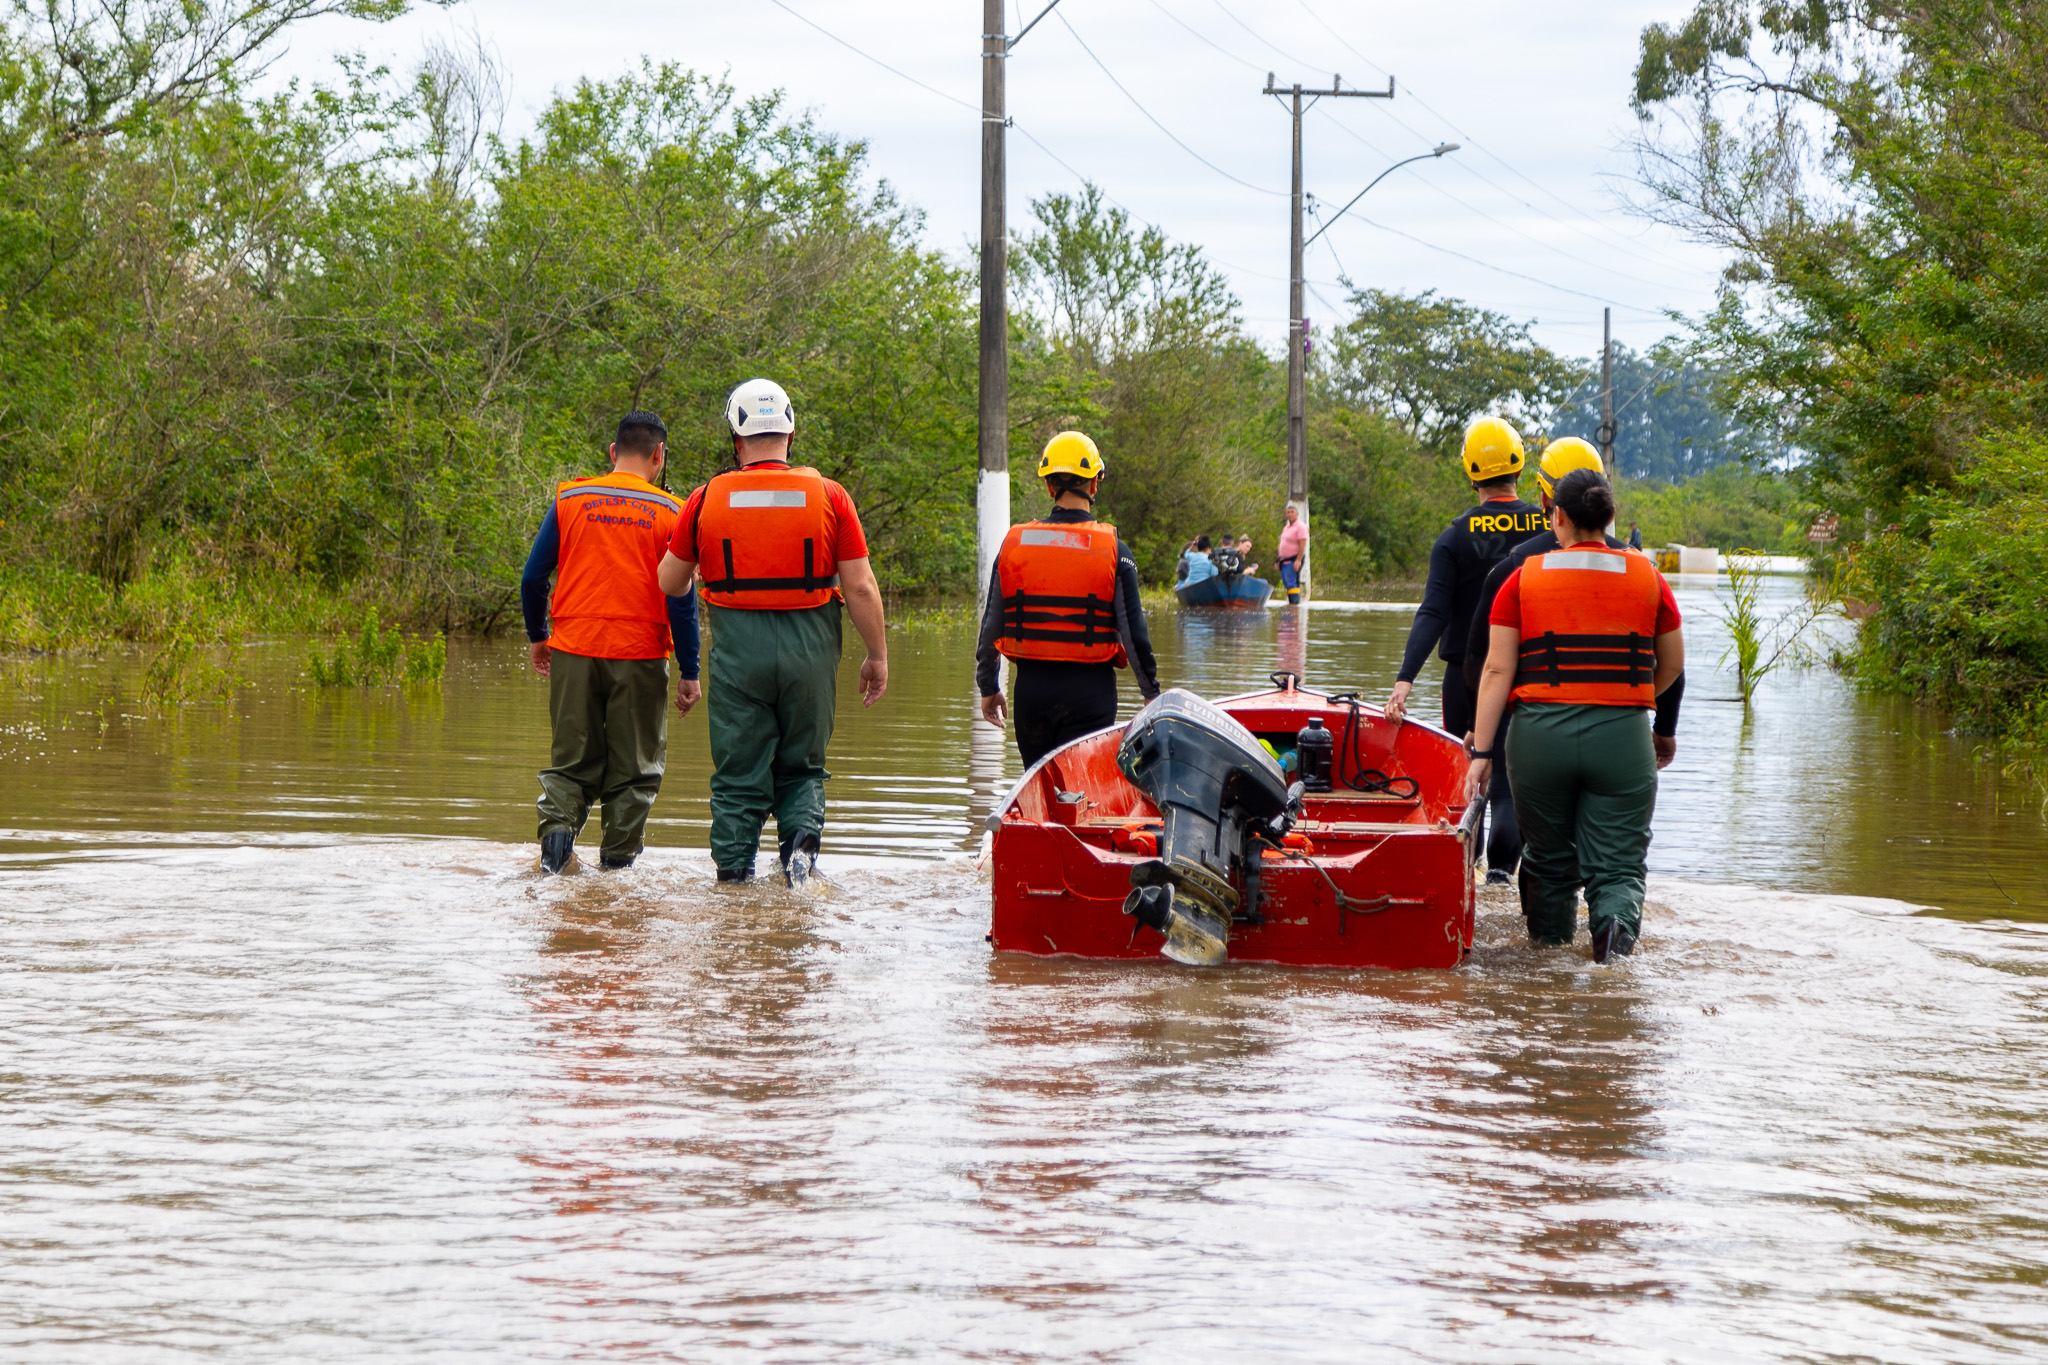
top-left (1, 575), bottom-right (2044, 1361)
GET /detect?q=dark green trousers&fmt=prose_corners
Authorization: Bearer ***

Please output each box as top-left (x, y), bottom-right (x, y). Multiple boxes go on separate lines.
top-left (536, 652), bottom-right (671, 862)
top-left (705, 602), bottom-right (841, 874)
top-left (1505, 701), bottom-right (1658, 944)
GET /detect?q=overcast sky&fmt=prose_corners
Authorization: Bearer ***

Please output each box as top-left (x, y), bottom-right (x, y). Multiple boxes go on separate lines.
top-left (275, 0), bottom-right (1723, 363)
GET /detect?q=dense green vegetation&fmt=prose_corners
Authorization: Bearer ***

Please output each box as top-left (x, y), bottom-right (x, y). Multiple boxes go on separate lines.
top-left (1632, 0), bottom-right (2048, 749)
top-left (0, 0), bottom-right (1800, 660)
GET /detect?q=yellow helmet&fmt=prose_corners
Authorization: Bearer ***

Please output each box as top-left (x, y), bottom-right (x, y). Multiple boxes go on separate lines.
top-left (1461, 416), bottom-right (1525, 483)
top-left (1536, 436), bottom-right (1605, 497)
top-left (1038, 430), bottom-right (1105, 481)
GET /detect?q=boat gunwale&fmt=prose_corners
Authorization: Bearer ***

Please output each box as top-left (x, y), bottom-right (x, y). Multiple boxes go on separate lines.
top-left (986, 686), bottom-right (1479, 845)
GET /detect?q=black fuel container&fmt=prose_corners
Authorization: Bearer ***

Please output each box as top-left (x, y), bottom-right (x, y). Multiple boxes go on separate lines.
top-left (1295, 716), bottom-right (1334, 792)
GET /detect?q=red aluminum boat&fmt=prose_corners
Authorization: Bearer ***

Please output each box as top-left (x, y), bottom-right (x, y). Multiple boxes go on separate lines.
top-left (987, 679), bottom-right (1479, 969)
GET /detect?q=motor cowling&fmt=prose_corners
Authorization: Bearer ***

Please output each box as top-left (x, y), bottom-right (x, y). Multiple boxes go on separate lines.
top-left (1116, 689), bottom-right (1294, 966)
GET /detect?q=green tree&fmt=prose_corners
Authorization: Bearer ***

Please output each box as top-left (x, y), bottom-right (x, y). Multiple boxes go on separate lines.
top-left (1328, 288), bottom-right (1585, 451)
top-left (1631, 0), bottom-right (2048, 753)
top-left (1010, 185), bottom-right (1281, 579)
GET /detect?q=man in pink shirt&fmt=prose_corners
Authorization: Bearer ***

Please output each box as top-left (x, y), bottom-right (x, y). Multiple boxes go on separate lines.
top-left (1276, 506), bottom-right (1309, 605)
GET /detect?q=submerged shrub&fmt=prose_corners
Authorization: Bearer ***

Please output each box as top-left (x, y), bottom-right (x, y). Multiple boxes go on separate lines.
top-left (309, 610), bottom-right (446, 687)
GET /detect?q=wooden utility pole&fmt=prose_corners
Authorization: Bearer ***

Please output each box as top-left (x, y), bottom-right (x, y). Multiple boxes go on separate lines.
top-left (1265, 74), bottom-right (1393, 602)
top-left (1599, 306), bottom-right (1615, 477)
top-left (976, 1), bottom-right (1064, 612)
top-left (976, 0), bottom-right (1009, 610)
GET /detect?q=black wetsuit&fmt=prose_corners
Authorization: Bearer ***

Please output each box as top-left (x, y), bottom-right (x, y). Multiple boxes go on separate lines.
top-left (1396, 495), bottom-right (1545, 875)
top-left (1461, 530), bottom-right (1685, 737)
top-left (975, 507), bottom-right (1162, 766)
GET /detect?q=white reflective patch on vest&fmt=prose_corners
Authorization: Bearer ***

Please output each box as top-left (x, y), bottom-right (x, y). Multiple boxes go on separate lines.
top-left (1017, 528), bottom-right (1092, 550)
top-left (1543, 550), bottom-right (1627, 573)
top-left (728, 490), bottom-right (808, 509)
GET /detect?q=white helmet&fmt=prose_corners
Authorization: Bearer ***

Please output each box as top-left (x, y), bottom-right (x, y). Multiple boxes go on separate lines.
top-left (726, 378), bottom-right (795, 436)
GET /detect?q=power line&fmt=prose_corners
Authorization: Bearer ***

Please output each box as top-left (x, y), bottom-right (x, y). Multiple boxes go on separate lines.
top-left (1309, 104), bottom-right (1689, 293)
top-left (1143, 0), bottom-right (1262, 72)
top-left (1287, 0), bottom-right (1703, 274)
top-left (762, 0), bottom-right (977, 114)
top-left (1053, 11), bottom-right (1283, 196)
top-left (1350, 212), bottom-right (1674, 318)
top-left (1208, 0), bottom-right (1334, 80)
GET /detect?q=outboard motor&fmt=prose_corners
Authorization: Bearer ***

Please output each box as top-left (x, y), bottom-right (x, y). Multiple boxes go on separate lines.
top-left (1116, 689), bottom-right (1297, 966)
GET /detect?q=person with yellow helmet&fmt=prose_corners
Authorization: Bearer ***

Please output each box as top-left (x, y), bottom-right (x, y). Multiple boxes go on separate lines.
top-left (976, 432), bottom-right (1161, 764)
top-left (1465, 466), bottom-right (1686, 961)
top-left (1384, 416), bottom-right (1547, 880)
top-left (1460, 436), bottom-right (1685, 774)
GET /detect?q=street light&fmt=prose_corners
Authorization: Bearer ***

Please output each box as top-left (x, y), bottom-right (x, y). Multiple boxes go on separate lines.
top-left (1305, 142), bottom-right (1459, 246)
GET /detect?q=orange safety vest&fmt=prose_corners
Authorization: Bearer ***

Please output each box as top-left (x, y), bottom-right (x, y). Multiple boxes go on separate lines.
top-left (693, 465), bottom-right (840, 610)
top-left (550, 471), bottom-right (684, 660)
top-left (1510, 544), bottom-right (1665, 707)
top-left (994, 520), bottom-right (1127, 667)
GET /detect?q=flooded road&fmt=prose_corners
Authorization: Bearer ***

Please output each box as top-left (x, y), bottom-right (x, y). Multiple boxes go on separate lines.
top-left (3, 577), bottom-right (2046, 1359)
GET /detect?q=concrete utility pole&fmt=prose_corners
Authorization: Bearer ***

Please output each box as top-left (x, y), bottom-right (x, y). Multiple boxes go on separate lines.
top-left (1265, 73), bottom-right (1395, 603)
top-left (1599, 306), bottom-right (1616, 477)
top-left (976, 0), bottom-right (1063, 613)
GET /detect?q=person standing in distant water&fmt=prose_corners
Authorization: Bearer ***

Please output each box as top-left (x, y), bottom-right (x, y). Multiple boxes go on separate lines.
top-left (655, 379), bottom-right (888, 886)
top-left (524, 411), bottom-right (701, 874)
top-left (1276, 505), bottom-right (1309, 605)
top-left (976, 432), bottom-right (1160, 765)
top-left (1629, 520), bottom-right (1643, 550)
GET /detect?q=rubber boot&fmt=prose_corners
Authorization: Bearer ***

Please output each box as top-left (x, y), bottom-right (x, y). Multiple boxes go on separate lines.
top-left (782, 829), bottom-right (821, 887)
top-left (716, 865), bottom-right (753, 884)
top-left (599, 853), bottom-right (635, 871)
top-left (541, 831), bottom-right (575, 875)
top-left (1592, 919), bottom-right (1637, 963)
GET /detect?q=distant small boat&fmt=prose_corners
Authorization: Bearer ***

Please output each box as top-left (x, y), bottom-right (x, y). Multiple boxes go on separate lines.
top-left (1175, 574), bottom-right (1272, 609)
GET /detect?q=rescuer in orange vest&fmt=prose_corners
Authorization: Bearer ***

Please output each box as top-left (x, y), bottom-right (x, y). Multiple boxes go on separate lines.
top-left (1465, 468), bottom-right (1686, 961)
top-left (655, 379), bottom-right (888, 886)
top-left (975, 432), bottom-right (1160, 764)
top-left (523, 410), bottom-right (701, 874)
top-left (1460, 436), bottom-right (1686, 769)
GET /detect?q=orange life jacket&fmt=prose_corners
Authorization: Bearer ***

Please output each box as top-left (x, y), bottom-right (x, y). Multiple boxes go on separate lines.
top-left (994, 520), bottom-right (1127, 666)
top-left (549, 471), bottom-right (683, 660)
top-left (693, 465), bottom-right (840, 610)
top-left (1510, 544), bottom-right (1664, 707)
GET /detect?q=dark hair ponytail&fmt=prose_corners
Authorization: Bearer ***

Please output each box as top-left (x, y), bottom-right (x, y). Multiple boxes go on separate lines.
top-left (1553, 467), bottom-right (1615, 534)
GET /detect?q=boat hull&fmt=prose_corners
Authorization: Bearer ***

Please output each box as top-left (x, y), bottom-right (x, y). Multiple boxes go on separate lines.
top-left (988, 688), bottom-right (1479, 969)
top-left (1175, 575), bottom-right (1272, 609)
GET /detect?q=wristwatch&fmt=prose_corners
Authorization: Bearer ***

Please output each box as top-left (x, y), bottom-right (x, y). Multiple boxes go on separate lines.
top-left (1465, 742), bottom-right (1497, 760)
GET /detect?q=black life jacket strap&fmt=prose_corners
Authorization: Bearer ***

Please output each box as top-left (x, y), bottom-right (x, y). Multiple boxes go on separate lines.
top-left (998, 590), bottom-right (1117, 646)
top-left (1514, 629), bottom-right (1655, 689)
top-left (703, 536), bottom-right (840, 595)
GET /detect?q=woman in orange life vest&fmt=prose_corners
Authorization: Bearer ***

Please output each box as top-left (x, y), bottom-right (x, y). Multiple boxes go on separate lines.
top-left (975, 432), bottom-right (1160, 765)
top-left (1466, 468), bottom-right (1685, 962)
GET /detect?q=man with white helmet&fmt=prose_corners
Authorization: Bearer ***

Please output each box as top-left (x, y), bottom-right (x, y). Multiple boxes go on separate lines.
top-left (656, 379), bottom-right (888, 885)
